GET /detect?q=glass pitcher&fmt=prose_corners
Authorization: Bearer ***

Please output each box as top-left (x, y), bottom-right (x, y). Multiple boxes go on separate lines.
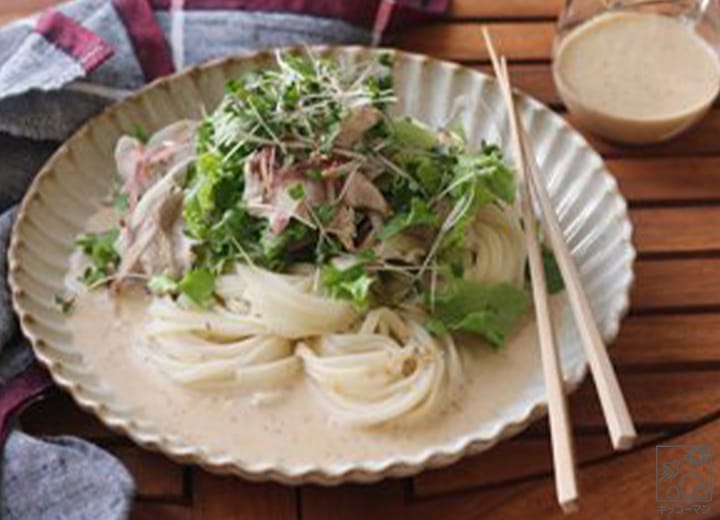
top-left (553, 0), bottom-right (720, 144)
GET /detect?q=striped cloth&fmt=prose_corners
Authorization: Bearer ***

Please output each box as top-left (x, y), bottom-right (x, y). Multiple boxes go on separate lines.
top-left (0, 0), bottom-right (446, 141)
top-left (0, 1), bottom-right (447, 518)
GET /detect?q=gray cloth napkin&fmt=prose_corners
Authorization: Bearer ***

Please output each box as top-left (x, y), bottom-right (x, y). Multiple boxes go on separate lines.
top-left (0, 0), bottom-right (392, 518)
top-left (1, 435), bottom-right (134, 520)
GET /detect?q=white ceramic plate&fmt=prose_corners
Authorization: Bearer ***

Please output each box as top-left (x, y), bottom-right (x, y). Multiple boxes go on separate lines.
top-left (8, 47), bottom-right (634, 484)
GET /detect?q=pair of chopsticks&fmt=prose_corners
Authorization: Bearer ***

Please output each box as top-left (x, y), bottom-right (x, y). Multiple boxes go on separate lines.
top-left (481, 29), bottom-right (637, 512)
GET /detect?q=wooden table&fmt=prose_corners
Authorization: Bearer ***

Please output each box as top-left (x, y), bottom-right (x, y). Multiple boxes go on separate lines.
top-left (7, 1), bottom-right (720, 518)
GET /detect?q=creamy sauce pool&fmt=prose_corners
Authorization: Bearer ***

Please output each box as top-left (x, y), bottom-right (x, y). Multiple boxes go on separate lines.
top-left (554, 11), bottom-right (720, 143)
top-left (66, 214), bottom-right (563, 468)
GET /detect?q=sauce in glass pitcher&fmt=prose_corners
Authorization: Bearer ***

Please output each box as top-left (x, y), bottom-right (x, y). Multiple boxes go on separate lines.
top-left (553, 11), bottom-right (720, 144)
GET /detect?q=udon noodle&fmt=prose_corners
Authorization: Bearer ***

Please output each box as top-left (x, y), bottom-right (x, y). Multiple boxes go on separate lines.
top-left (143, 206), bottom-right (522, 426)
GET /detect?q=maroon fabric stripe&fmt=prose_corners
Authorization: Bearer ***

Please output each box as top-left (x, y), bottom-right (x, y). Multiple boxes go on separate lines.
top-left (35, 11), bottom-right (114, 73)
top-left (0, 364), bottom-right (53, 447)
top-left (149, 0), bottom-right (446, 30)
top-left (113, 0), bottom-right (175, 81)
top-left (372, 1), bottom-right (395, 40)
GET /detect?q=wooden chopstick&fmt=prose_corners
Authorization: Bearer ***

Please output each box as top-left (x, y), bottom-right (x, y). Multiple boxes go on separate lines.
top-left (482, 29), bottom-right (580, 513)
top-left (519, 115), bottom-right (637, 451)
top-left (480, 29), bottom-right (637, 452)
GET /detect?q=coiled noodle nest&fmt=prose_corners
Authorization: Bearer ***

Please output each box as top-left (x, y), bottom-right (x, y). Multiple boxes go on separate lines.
top-left (145, 267), bottom-right (467, 426)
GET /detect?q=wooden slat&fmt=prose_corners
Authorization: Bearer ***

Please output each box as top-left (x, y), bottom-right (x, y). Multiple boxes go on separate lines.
top-left (449, 0), bottom-right (563, 19)
top-left (493, 371), bottom-right (719, 433)
top-left (408, 481), bottom-right (539, 520)
top-left (302, 481), bottom-right (405, 520)
top-left (408, 418), bottom-right (720, 519)
top-left (194, 471), bottom-right (297, 520)
top-left (633, 258), bottom-right (720, 311)
top-left (0, 14), bottom-right (23, 25)
top-left (576, 110), bottom-right (720, 158)
top-left (570, 371), bottom-right (720, 428)
top-left (110, 446), bottom-right (185, 500)
top-left (413, 433), bottom-right (660, 497)
top-left (0, 0), bottom-right (58, 11)
top-left (612, 314), bottom-right (720, 366)
top-left (609, 157), bottom-right (720, 203)
top-left (631, 207), bottom-right (720, 254)
top-left (473, 64), bottom-right (561, 106)
top-left (396, 22), bottom-right (555, 62)
top-left (504, 64), bottom-right (561, 106)
top-left (131, 503), bottom-right (192, 520)
top-left (0, 0), bottom-right (57, 24)
top-left (20, 391), bottom-right (119, 439)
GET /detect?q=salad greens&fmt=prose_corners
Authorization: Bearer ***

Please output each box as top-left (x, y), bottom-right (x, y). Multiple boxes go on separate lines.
top-left (53, 294), bottom-right (76, 315)
top-left (379, 198), bottom-right (438, 240)
top-left (80, 49), bottom-right (563, 348)
top-left (76, 229), bottom-right (120, 287)
top-left (148, 269), bottom-right (215, 306)
top-left (321, 260), bottom-right (377, 313)
top-left (427, 281), bottom-right (529, 348)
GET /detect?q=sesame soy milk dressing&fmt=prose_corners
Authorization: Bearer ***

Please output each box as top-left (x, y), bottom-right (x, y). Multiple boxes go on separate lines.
top-left (66, 284), bottom-right (562, 467)
top-left (553, 10), bottom-right (720, 143)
